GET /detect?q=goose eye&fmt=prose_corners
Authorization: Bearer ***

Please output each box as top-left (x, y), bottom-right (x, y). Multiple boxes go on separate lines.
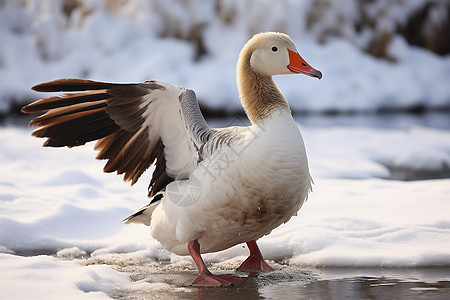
top-left (271, 46), bottom-right (278, 52)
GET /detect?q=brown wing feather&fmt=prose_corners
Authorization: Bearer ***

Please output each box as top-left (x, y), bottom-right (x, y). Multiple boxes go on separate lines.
top-left (31, 79), bottom-right (116, 92)
top-left (22, 78), bottom-right (175, 195)
top-left (29, 100), bottom-right (107, 127)
top-left (21, 91), bottom-right (110, 114)
top-left (148, 140), bottom-right (173, 197)
top-left (32, 108), bottom-right (119, 147)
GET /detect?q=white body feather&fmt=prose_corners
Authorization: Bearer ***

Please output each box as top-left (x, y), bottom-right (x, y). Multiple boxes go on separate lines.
top-left (150, 109), bottom-right (312, 255)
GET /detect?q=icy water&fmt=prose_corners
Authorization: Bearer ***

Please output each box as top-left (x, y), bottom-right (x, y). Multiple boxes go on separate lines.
top-left (105, 265), bottom-right (450, 299)
top-left (294, 111), bottom-right (450, 130)
top-left (206, 111), bottom-right (450, 130)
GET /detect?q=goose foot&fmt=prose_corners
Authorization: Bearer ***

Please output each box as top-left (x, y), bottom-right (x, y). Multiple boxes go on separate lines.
top-left (188, 240), bottom-right (244, 286)
top-left (237, 240), bottom-right (274, 272)
top-left (192, 273), bottom-right (243, 287)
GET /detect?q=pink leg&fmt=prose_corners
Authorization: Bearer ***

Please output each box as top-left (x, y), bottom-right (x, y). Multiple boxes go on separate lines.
top-left (188, 240), bottom-right (243, 286)
top-left (237, 240), bottom-right (274, 272)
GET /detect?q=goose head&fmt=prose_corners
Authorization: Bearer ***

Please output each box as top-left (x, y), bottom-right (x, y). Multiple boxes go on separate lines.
top-left (237, 32), bottom-right (322, 123)
top-left (240, 32), bottom-right (322, 79)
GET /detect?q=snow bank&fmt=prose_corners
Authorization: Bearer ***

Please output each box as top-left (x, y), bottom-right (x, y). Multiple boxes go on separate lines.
top-left (279, 178), bottom-right (450, 268)
top-left (1, 126), bottom-right (449, 267)
top-left (0, 253), bottom-right (124, 299)
top-left (0, 253), bottom-right (188, 299)
top-left (0, 0), bottom-right (449, 114)
top-left (1, 123), bottom-right (450, 297)
top-left (304, 125), bottom-right (450, 180)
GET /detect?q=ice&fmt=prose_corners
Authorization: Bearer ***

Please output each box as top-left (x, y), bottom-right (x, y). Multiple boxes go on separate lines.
top-left (57, 246), bottom-right (88, 259)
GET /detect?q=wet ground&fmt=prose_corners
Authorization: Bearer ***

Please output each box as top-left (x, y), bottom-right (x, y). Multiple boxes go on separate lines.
top-left (102, 261), bottom-right (450, 299)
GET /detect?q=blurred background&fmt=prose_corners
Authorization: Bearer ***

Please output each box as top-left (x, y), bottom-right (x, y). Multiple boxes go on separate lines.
top-left (0, 0), bottom-right (449, 119)
top-left (1, 0), bottom-right (450, 180)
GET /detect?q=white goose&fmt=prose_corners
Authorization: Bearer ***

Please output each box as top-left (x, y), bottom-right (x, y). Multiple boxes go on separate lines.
top-left (22, 32), bottom-right (322, 286)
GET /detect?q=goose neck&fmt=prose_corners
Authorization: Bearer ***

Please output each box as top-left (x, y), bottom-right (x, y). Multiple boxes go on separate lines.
top-left (237, 59), bottom-right (290, 124)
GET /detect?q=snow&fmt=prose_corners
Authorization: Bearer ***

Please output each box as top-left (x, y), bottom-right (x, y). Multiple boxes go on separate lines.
top-left (0, 252), bottom-right (185, 299)
top-left (0, 254), bottom-right (125, 299)
top-left (304, 125), bottom-right (450, 180)
top-left (0, 0), bottom-right (449, 113)
top-left (0, 0), bottom-right (449, 297)
top-left (1, 123), bottom-right (450, 297)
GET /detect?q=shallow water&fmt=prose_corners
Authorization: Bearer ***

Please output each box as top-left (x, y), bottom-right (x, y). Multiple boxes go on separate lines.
top-left (109, 266), bottom-right (450, 299)
top-left (205, 111), bottom-right (450, 131)
top-left (294, 111), bottom-right (450, 130)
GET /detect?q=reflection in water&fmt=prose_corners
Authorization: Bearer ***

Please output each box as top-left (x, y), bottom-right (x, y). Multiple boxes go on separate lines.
top-left (111, 266), bottom-right (450, 300)
top-left (260, 276), bottom-right (450, 300)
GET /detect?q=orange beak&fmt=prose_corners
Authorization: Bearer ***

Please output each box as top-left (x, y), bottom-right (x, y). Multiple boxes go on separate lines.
top-left (287, 49), bottom-right (322, 79)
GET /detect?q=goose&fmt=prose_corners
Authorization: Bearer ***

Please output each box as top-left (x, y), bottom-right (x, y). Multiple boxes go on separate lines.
top-left (21, 32), bottom-right (322, 286)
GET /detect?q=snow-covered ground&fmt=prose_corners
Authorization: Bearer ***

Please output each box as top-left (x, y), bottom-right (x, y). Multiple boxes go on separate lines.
top-left (1, 0), bottom-right (449, 298)
top-left (1, 122), bottom-right (450, 298)
top-left (1, 0), bottom-right (449, 114)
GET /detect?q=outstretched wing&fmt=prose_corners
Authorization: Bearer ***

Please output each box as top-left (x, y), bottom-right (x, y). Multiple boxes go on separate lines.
top-left (22, 78), bottom-right (211, 197)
